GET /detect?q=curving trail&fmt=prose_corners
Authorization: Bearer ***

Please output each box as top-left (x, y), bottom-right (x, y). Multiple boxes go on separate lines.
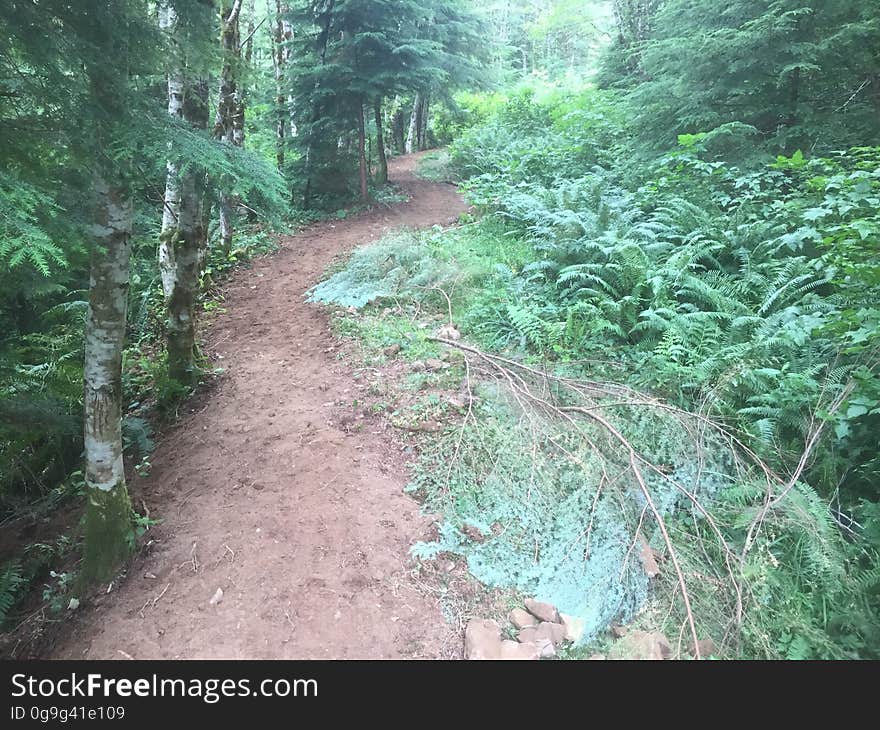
top-left (55, 153), bottom-right (467, 659)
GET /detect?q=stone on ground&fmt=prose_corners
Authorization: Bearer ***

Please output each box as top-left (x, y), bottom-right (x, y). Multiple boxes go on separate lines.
top-left (509, 607), bottom-right (538, 630)
top-left (559, 613), bottom-right (586, 643)
top-left (499, 640), bottom-right (540, 660)
top-left (609, 630), bottom-right (672, 660)
top-left (465, 618), bottom-right (503, 660)
top-left (524, 598), bottom-right (559, 624)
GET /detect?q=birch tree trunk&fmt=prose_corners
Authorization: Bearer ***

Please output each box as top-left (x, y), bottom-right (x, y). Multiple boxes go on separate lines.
top-left (405, 93), bottom-right (420, 154)
top-left (81, 174), bottom-right (134, 584)
top-left (214, 0), bottom-right (244, 255)
top-left (159, 4), bottom-right (183, 301)
top-left (374, 99), bottom-right (388, 185)
top-left (269, 0), bottom-right (286, 169)
top-left (167, 82), bottom-right (210, 387)
top-left (160, 7), bottom-right (210, 387)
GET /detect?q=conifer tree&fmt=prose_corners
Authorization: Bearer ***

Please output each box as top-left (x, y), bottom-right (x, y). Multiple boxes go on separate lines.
top-left (287, 0), bottom-right (484, 203)
top-left (602, 0), bottom-right (880, 154)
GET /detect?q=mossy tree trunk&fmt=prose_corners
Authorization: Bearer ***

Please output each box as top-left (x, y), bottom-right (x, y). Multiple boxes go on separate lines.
top-left (81, 174), bottom-right (134, 585)
top-left (160, 8), bottom-right (210, 388)
top-left (166, 84), bottom-right (211, 387)
top-left (214, 0), bottom-right (244, 255)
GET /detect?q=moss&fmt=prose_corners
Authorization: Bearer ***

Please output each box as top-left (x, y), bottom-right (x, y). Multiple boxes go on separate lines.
top-left (79, 482), bottom-right (133, 586)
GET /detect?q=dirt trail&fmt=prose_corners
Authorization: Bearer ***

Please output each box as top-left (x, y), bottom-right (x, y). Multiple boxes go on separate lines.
top-left (54, 153), bottom-right (467, 659)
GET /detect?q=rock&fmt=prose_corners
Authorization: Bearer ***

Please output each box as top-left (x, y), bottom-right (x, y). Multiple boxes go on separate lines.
top-left (209, 588), bottom-right (224, 606)
top-left (509, 608), bottom-right (538, 631)
top-left (446, 395), bottom-right (467, 410)
top-left (610, 630), bottom-right (672, 660)
top-left (536, 638), bottom-right (556, 657)
top-left (689, 638), bottom-right (717, 658)
top-left (588, 654), bottom-right (606, 660)
top-left (465, 619), bottom-right (503, 660)
top-left (461, 523), bottom-right (486, 543)
top-left (411, 361), bottom-right (426, 372)
top-left (610, 624), bottom-right (628, 638)
top-left (418, 420), bottom-right (443, 432)
top-left (524, 598), bottom-right (560, 624)
top-left (499, 640), bottom-right (539, 660)
top-left (518, 628), bottom-right (555, 655)
top-left (534, 621), bottom-right (567, 647)
top-left (559, 613), bottom-right (587, 643)
top-left (424, 358), bottom-right (448, 371)
top-left (638, 534), bottom-right (660, 578)
top-left (437, 324), bottom-right (461, 341)
top-left (383, 344), bottom-right (402, 357)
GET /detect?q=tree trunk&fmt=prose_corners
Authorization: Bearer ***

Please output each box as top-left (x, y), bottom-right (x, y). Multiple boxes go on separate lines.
top-left (81, 174), bottom-right (134, 585)
top-left (280, 4), bottom-right (296, 139)
top-left (269, 0), bottom-right (286, 169)
top-left (357, 100), bottom-right (369, 201)
top-left (374, 99), bottom-right (388, 185)
top-left (214, 0), bottom-right (244, 255)
top-left (166, 82), bottom-right (210, 387)
top-left (159, 5), bottom-right (184, 272)
top-left (405, 93), bottom-right (419, 154)
top-left (244, 0), bottom-right (255, 65)
top-left (160, 8), bottom-right (210, 387)
top-left (418, 95), bottom-right (429, 151)
top-left (393, 106), bottom-right (405, 153)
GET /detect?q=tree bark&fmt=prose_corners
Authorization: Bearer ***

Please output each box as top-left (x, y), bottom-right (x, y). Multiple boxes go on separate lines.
top-left (167, 82), bottom-right (210, 387)
top-left (374, 99), bottom-right (388, 185)
top-left (81, 173), bottom-right (134, 585)
top-left (159, 4), bottom-right (183, 298)
top-left (405, 93), bottom-right (419, 154)
top-left (418, 94), bottom-right (429, 151)
top-left (269, 0), bottom-right (286, 169)
top-left (356, 100), bottom-right (369, 201)
top-left (160, 8), bottom-right (210, 387)
top-left (214, 0), bottom-right (244, 255)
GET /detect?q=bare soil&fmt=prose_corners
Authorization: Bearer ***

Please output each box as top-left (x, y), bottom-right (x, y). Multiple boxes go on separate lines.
top-left (52, 152), bottom-right (468, 660)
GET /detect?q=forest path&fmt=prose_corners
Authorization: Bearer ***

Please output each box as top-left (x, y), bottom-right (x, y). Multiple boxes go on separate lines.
top-left (55, 153), bottom-right (467, 659)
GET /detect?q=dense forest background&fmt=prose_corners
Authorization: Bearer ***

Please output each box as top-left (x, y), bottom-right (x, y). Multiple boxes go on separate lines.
top-left (1, 0), bottom-right (878, 659)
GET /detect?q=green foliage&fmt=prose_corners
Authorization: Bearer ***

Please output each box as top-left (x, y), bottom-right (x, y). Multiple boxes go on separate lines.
top-left (286, 0), bottom-right (487, 203)
top-left (321, 75), bottom-right (880, 658)
top-left (0, 561), bottom-right (25, 625)
top-left (602, 0), bottom-right (880, 157)
top-left (308, 229), bottom-right (461, 308)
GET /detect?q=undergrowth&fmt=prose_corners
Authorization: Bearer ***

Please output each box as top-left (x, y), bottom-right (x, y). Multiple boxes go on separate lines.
top-left (310, 83), bottom-right (880, 658)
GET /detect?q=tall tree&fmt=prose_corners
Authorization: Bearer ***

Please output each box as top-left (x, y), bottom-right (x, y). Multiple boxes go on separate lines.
top-left (373, 99), bottom-right (388, 184)
top-left (81, 171), bottom-right (134, 584)
top-left (214, 0), bottom-right (245, 253)
top-left (159, 4), bottom-right (213, 387)
top-left (77, 0), bottom-right (164, 583)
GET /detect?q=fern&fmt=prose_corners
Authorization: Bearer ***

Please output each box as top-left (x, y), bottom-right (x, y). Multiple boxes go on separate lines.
top-left (0, 560), bottom-right (24, 625)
